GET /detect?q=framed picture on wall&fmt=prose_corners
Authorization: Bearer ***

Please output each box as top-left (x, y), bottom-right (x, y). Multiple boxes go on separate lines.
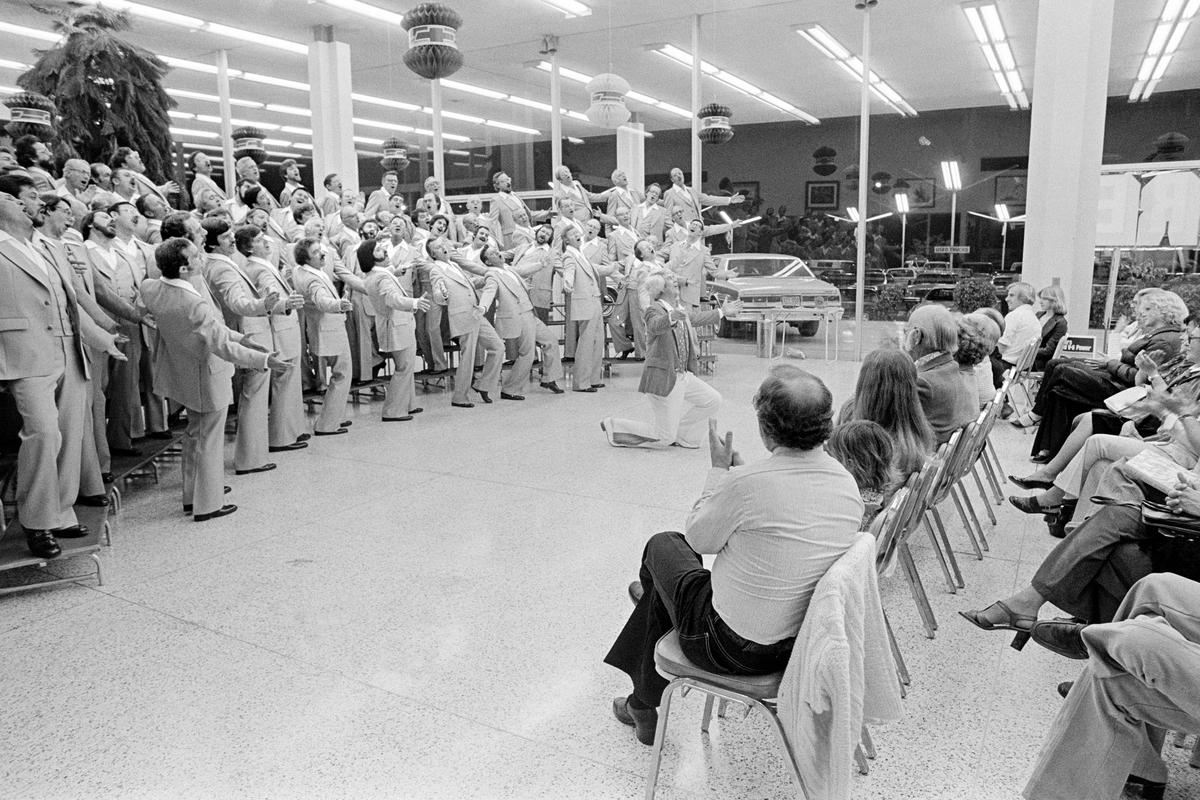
top-left (995, 174), bottom-right (1028, 208)
top-left (908, 178), bottom-right (937, 208)
top-left (806, 180), bottom-right (839, 209)
top-left (731, 180), bottom-right (760, 208)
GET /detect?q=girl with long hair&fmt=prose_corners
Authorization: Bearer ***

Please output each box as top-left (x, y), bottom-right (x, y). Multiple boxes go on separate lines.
top-left (839, 348), bottom-right (936, 477)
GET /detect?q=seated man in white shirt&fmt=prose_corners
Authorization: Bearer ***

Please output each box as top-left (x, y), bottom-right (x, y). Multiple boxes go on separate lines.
top-left (603, 364), bottom-right (863, 745)
top-left (992, 281), bottom-right (1042, 379)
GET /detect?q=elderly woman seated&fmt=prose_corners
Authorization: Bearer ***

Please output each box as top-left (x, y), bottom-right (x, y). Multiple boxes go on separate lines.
top-left (902, 304), bottom-right (978, 444)
top-left (1020, 288), bottom-right (1187, 463)
top-left (956, 312), bottom-right (1002, 408)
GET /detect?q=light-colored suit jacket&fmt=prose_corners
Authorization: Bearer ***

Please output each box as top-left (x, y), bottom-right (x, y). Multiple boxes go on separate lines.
top-left (37, 236), bottom-right (117, 335)
top-left (364, 268), bottom-right (417, 352)
top-left (478, 267), bottom-right (534, 340)
top-left (0, 236), bottom-right (110, 380)
top-left (431, 259), bottom-right (484, 338)
top-left (632, 203), bottom-right (666, 243)
top-left (139, 278), bottom-right (267, 412)
top-left (668, 240), bottom-right (715, 308)
top-left (662, 183), bottom-right (732, 224)
top-left (203, 254), bottom-right (271, 340)
top-left (241, 256), bottom-right (301, 355)
top-left (562, 246), bottom-right (613, 322)
top-left (292, 264), bottom-right (349, 357)
top-left (638, 301), bottom-right (721, 397)
top-left (511, 244), bottom-right (558, 309)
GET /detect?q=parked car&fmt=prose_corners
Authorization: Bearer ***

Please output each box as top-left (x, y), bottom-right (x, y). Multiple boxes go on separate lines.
top-left (705, 254), bottom-right (842, 337)
top-left (886, 267), bottom-right (918, 287)
top-left (914, 286), bottom-right (958, 309)
top-left (904, 270), bottom-right (962, 304)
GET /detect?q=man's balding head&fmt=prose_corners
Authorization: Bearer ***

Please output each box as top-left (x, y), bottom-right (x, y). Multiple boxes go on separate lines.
top-left (752, 365), bottom-right (833, 451)
top-left (905, 304), bottom-right (959, 358)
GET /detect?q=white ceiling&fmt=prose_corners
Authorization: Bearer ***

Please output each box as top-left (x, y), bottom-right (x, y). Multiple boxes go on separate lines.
top-left (1, 0), bottom-right (1197, 157)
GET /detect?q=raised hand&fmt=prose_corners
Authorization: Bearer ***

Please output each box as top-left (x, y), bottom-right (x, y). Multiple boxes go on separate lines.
top-left (339, 298), bottom-right (353, 312)
top-left (707, 419), bottom-right (739, 470)
top-left (722, 298), bottom-right (744, 318)
top-left (286, 291), bottom-right (306, 310)
top-left (266, 354), bottom-right (294, 373)
top-left (414, 296), bottom-right (432, 312)
top-left (261, 290), bottom-right (280, 311)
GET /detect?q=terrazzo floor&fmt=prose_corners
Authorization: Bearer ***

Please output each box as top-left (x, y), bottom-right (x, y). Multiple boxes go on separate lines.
top-left (2, 323), bottom-right (1198, 799)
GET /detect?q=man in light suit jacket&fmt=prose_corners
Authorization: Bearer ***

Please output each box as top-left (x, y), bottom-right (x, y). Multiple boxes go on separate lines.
top-left (601, 272), bottom-right (740, 449)
top-left (292, 237), bottom-right (354, 435)
top-left (359, 239), bottom-right (431, 421)
top-left (668, 220), bottom-right (718, 309)
top-left (236, 226), bottom-right (309, 452)
top-left (0, 174), bottom-right (124, 557)
top-left (429, 238), bottom-right (504, 407)
top-left (489, 171), bottom-right (549, 251)
top-left (200, 218), bottom-right (281, 475)
top-left (141, 238), bottom-right (289, 521)
top-left (661, 166), bottom-right (743, 225)
top-left (509, 224), bottom-right (559, 325)
top-left (632, 184), bottom-right (667, 245)
top-left (477, 245), bottom-right (564, 398)
top-left (562, 226), bottom-right (616, 392)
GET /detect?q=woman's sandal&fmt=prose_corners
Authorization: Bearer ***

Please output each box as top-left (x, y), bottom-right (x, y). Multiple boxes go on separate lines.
top-left (958, 601), bottom-right (1037, 650)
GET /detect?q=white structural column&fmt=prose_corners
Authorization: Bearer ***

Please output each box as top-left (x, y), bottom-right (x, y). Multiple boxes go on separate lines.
top-left (550, 48), bottom-right (563, 172)
top-left (431, 78), bottom-right (445, 191)
top-left (690, 15), bottom-right (702, 188)
top-left (215, 49), bottom-right (236, 197)
top-left (1022, 0), bottom-right (1115, 324)
top-left (617, 122), bottom-right (645, 195)
top-left (853, 7), bottom-right (871, 361)
top-left (308, 27), bottom-right (359, 194)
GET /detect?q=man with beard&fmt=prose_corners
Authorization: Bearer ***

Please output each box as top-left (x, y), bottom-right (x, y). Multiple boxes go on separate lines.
top-left (13, 135), bottom-right (56, 193)
top-left (510, 223), bottom-right (560, 331)
top-left (55, 158), bottom-right (95, 229)
top-left (110, 147), bottom-right (177, 203)
top-left (0, 173), bottom-right (124, 557)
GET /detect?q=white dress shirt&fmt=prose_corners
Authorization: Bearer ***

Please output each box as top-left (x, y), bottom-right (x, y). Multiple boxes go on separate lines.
top-left (998, 302), bottom-right (1042, 363)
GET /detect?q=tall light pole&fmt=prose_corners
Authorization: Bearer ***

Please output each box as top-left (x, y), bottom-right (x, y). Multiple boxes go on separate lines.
top-left (940, 159), bottom-right (962, 267)
top-left (852, 1), bottom-right (874, 360)
top-left (895, 191), bottom-right (910, 267)
top-left (968, 203), bottom-right (1025, 271)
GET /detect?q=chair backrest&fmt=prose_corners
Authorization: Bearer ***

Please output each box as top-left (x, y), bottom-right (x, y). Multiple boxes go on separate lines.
top-left (872, 476), bottom-right (920, 575)
top-left (1011, 338), bottom-right (1040, 381)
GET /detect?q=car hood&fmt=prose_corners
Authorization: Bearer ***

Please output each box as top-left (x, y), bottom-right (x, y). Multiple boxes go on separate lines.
top-left (713, 276), bottom-right (840, 294)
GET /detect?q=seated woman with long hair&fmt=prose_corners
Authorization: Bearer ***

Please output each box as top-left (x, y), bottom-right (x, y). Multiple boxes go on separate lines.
top-left (839, 348), bottom-right (936, 478)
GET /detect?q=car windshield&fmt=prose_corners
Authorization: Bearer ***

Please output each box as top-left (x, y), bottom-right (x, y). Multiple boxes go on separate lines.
top-left (724, 258), bottom-right (812, 278)
top-left (915, 272), bottom-right (958, 283)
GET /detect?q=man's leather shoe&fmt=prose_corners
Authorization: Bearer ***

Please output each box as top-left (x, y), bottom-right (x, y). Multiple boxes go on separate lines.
top-left (76, 494), bottom-right (109, 507)
top-left (195, 504), bottom-right (238, 522)
top-left (628, 580), bottom-right (644, 605)
top-left (383, 415), bottom-right (414, 422)
top-left (184, 486), bottom-right (230, 513)
top-left (101, 472), bottom-right (115, 484)
top-left (26, 530), bottom-right (61, 559)
top-left (146, 431), bottom-right (173, 440)
top-left (452, 401), bottom-right (475, 409)
top-left (52, 524), bottom-right (89, 539)
top-left (1030, 620), bottom-right (1089, 660)
top-left (1125, 776), bottom-right (1166, 800)
top-left (591, 383), bottom-right (606, 389)
top-left (500, 392), bottom-right (524, 401)
top-left (269, 442), bottom-right (308, 452)
top-left (473, 387), bottom-right (492, 403)
top-left (573, 387), bottom-right (597, 393)
top-left (540, 381), bottom-right (564, 394)
top-left (314, 428), bottom-right (348, 436)
top-left (111, 447), bottom-right (141, 458)
top-left (409, 407), bottom-right (424, 414)
top-left (562, 356), bottom-right (575, 364)
top-left (612, 695), bottom-right (657, 746)
top-left (340, 421), bottom-right (353, 428)
top-left (618, 349), bottom-right (633, 359)
top-left (296, 433), bottom-right (311, 442)
top-left (235, 463), bottom-right (277, 475)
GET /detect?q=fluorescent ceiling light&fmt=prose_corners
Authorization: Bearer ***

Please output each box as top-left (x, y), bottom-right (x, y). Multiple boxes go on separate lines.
top-left (241, 72), bottom-right (310, 91)
top-left (533, 60), bottom-right (692, 120)
top-left (440, 79), bottom-right (506, 100)
top-left (281, 125), bottom-right (314, 136)
top-left (0, 21), bottom-right (61, 42)
top-left (196, 114), bottom-right (281, 130)
top-left (441, 110), bottom-right (485, 124)
top-left (0, 58), bottom-right (31, 70)
top-left (567, 136), bottom-right (585, 144)
top-left (994, 203), bottom-right (1010, 222)
top-left (556, 66), bottom-right (594, 84)
top-left (795, 26), bottom-right (917, 117)
top-left (960, 3), bottom-right (1029, 110)
top-left (170, 126), bottom-right (218, 139)
top-left (265, 104), bottom-right (312, 117)
top-left (352, 93), bottom-right (422, 112)
top-left (261, 138), bottom-right (293, 147)
top-left (649, 43), bottom-right (819, 123)
top-left (170, 88), bottom-right (263, 109)
top-left (167, 110), bottom-right (195, 120)
top-left (319, 0), bottom-right (407, 26)
top-left (161, 55), bottom-right (223, 75)
top-left (541, 0), bottom-right (592, 18)
top-left (484, 120), bottom-right (540, 135)
top-left (507, 95), bottom-right (552, 111)
top-left (940, 160), bottom-right (962, 191)
top-left (354, 135), bottom-right (385, 146)
top-left (895, 193), bottom-right (910, 214)
top-left (75, 0), bottom-right (307, 54)
top-left (1130, 0), bottom-right (1197, 101)
top-left (293, 143), bottom-right (314, 151)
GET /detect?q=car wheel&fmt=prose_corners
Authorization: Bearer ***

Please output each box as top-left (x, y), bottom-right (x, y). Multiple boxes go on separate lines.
top-left (797, 321), bottom-right (820, 337)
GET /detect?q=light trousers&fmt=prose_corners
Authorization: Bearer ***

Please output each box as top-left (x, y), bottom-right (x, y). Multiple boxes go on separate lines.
top-left (607, 292), bottom-right (634, 354)
top-left (382, 347), bottom-right (416, 418)
top-left (419, 304), bottom-right (448, 371)
top-left (452, 318), bottom-right (503, 404)
top-left (1023, 573), bottom-right (1200, 800)
top-left (5, 338), bottom-right (87, 530)
top-left (181, 406), bottom-right (228, 516)
top-left (605, 372), bottom-right (721, 448)
top-left (504, 315), bottom-right (562, 394)
top-left (106, 322), bottom-right (142, 449)
top-left (267, 324), bottom-right (306, 447)
top-left (572, 315), bottom-right (604, 389)
top-left (79, 350), bottom-right (105, 497)
top-left (89, 349), bottom-right (111, 472)
top-left (1057, 434), bottom-right (1195, 522)
top-left (315, 349), bottom-right (351, 433)
top-left (233, 365), bottom-right (270, 471)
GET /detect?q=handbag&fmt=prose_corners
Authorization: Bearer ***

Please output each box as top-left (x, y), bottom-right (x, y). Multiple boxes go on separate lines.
top-left (1139, 501), bottom-right (1200, 582)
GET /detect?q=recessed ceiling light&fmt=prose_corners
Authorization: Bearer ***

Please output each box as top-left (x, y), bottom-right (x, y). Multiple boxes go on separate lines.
top-left (961, 3), bottom-right (1028, 109)
top-left (1129, 0), bottom-right (1199, 101)
top-left (795, 25), bottom-right (917, 117)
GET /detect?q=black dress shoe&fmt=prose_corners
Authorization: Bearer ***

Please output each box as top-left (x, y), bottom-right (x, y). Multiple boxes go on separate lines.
top-left (235, 463), bottom-right (277, 475)
top-left (612, 695), bottom-right (657, 746)
top-left (1008, 495), bottom-right (1060, 515)
top-left (111, 447), bottom-right (141, 458)
top-left (26, 530), bottom-right (61, 559)
top-left (340, 421), bottom-right (353, 428)
top-left (591, 383), bottom-right (605, 389)
top-left (296, 433), bottom-right (312, 442)
top-left (451, 401), bottom-right (475, 409)
top-left (194, 504), bottom-right (238, 522)
top-left (101, 472), bottom-right (115, 484)
top-left (314, 428), bottom-right (348, 436)
top-left (1009, 474), bottom-right (1055, 490)
top-left (269, 442), bottom-right (308, 452)
top-left (184, 486), bottom-right (231, 513)
top-left (618, 349), bottom-right (633, 359)
top-left (76, 494), bottom-right (109, 507)
top-left (573, 387), bottom-right (597, 393)
top-left (1125, 776), bottom-right (1166, 800)
top-left (540, 381), bottom-right (564, 394)
top-left (562, 356), bottom-right (575, 363)
top-left (500, 392), bottom-right (525, 401)
top-left (1030, 620), bottom-right (1089, 659)
top-left (474, 388), bottom-right (493, 403)
top-left (383, 415), bottom-right (414, 422)
top-left (146, 431), bottom-right (173, 440)
top-left (52, 524), bottom-right (89, 539)
top-left (628, 580), bottom-right (644, 605)
top-left (409, 407), bottom-right (424, 414)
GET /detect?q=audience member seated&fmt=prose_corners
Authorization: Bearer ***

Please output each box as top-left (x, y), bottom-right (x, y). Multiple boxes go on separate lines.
top-left (991, 281), bottom-right (1043, 386)
top-left (1032, 284), bottom-right (1069, 370)
top-left (956, 313), bottom-right (1000, 408)
top-left (603, 366), bottom-right (862, 745)
top-left (838, 348), bottom-right (935, 478)
top-left (826, 419), bottom-right (895, 528)
top-left (1021, 574), bottom-right (1200, 800)
top-left (902, 304), bottom-right (977, 444)
top-left (1023, 289), bottom-right (1186, 462)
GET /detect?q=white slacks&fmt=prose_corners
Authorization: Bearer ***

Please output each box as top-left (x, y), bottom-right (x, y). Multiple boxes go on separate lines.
top-left (605, 371), bottom-right (721, 448)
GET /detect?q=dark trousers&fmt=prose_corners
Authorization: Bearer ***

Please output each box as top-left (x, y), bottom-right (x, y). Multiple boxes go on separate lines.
top-left (1032, 505), bottom-right (1154, 623)
top-left (1031, 359), bottom-right (1124, 458)
top-left (603, 531), bottom-right (794, 708)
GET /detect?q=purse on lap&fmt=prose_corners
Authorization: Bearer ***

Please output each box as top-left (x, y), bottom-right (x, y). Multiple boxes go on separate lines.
top-left (1139, 501), bottom-right (1200, 582)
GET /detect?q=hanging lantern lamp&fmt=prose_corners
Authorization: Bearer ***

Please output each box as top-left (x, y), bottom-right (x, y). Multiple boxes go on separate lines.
top-left (231, 126), bottom-right (267, 165)
top-left (812, 146), bottom-right (837, 176)
top-left (401, 4), bottom-right (464, 80)
top-left (697, 102), bottom-right (734, 145)
top-left (584, 73), bottom-right (631, 128)
top-left (3, 91), bottom-right (56, 139)
top-left (380, 138), bottom-right (411, 172)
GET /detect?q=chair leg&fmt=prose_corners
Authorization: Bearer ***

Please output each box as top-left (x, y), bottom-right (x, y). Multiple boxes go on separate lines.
top-left (898, 541), bottom-right (938, 637)
top-left (854, 745), bottom-right (869, 775)
top-left (883, 608), bottom-right (911, 687)
top-left (645, 681), bottom-right (680, 800)
top-left (923, 511), bottom-right (961, 592)
top-left (861, 726), bottom-right (877, 759)
top-left (949, 483), bottom-right (985, 560)
top-left (984, 439), bottom-right (1005, 503)
top-left (930, 507), bottom-right (966, 588)
top-left (701, 694), bottom-right (715, 734)
top-left (959, 479), bottom-right (990, 552)
top-left (759, 704), bottom-right (806, 798)
top-left (971, 463), bottom-right (997, 526)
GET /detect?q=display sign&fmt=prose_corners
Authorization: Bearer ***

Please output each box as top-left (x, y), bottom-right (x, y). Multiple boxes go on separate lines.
top-left (933, 245), bottom-right (971, 254)
top-left (1059, 335), bottom-right (1098, 359)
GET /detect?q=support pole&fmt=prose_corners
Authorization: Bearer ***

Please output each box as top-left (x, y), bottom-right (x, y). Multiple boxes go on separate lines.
top-left (215, 49), bottom-right (235, 197)
top-left (853, 8), bottom-right (871, 361)
top-left (1000, 221), bottom-right (1008, 271)
top-left (900, 213), bottom-right (907, 267)
top-left (1101, 246), bottom-right (1122, 352)
top-left (949, 190), bottom-right (958, 269)
top-left (550, 48), bottom-right (562, 173)
top-left (431, 78), bottom-right (445, 194)
top-left (690, 15), bottom-right (702, 189)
